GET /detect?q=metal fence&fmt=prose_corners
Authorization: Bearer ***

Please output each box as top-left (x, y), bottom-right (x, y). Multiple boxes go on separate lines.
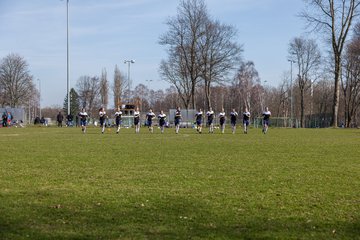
top-left (1, 108), bottom-right (26, 125)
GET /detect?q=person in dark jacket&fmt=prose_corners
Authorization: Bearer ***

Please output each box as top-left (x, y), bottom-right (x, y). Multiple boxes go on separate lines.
top-left (57, 112), bottom-right (64, 127)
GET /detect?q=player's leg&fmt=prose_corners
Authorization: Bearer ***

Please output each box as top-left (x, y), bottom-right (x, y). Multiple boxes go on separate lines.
top-left (265, 121), bottom-right (269, 133)
top-left (101, 119), bottom-right (105, 133)
top-left (149, 122), bottom-right (153, 133)
top-left (83, 120), bottom-right (87, 133)
top-left (116, 120), bottom-right (120, 134)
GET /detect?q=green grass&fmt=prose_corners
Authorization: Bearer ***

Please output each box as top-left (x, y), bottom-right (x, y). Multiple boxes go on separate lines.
top-left (0, 126), bottom-right (359, 239)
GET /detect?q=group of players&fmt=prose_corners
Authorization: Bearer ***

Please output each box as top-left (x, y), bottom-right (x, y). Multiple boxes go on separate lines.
top-left (77, 106), bottom-right (272, 135)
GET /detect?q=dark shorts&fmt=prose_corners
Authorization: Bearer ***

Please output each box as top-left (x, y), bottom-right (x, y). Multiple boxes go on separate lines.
top-left (220, 119), bottom-right (225, 126)
top-left (80, 119), bottom-right (87, 126)
top-left (99, 117), bottom-right (105, 126)
top-left (134, 118), bottom-right (139, 125)
top-left (159, 120), bottom-right (165, 127)
top-left (263, 119), bottom-right (270, 126)
top-left (207, 120), bottom-right (213, 125)
top-left (116, 119), bottom-right (121, 126)
top-left (231, 120), bottom-right (236, 126)
top-left (243, 120), bottom-right (250, 126)
top-left (147, 120), bottom-right (152, 127)
top-left (196, 120), bottom-right (202, 126)
top-left (175, 118), bottom-right (180, 126)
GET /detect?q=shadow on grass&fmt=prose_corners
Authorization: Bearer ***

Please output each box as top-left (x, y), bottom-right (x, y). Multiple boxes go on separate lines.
top-left (1, 196), bottom-right (360, 240)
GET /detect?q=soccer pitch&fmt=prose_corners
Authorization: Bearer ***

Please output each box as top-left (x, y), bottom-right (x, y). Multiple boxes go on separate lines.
top-left (0, 127), bottom-right (359, 239)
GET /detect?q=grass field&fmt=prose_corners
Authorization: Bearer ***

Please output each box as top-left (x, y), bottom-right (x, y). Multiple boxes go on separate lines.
top-left (0, 126), bottom-right (359, 239)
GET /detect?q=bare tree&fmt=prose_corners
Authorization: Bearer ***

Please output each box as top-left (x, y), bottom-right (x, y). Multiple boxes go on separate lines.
top-left (289, 37), bottom-right (321, 127)
top-left (199, 20), bottom-right (242, 109)
top-left (99, 68), bottom-right (109, 109)
top-left (113, 65), bottom-right (126, 108)
top-left (76, 75), bottom-right (100, 116)
top-left (342, 37), bottom-right (360, 127)
top-left (159, 0), bottom-right (209, 109)
top-left (313, 79), bottom-right (333, 127)
top-left (234, 61), bottom-right (260, 114)
top-left (301, 0), bottom-right (360, 127)
top-left (133, 83), bottom-right (150, 111)
top-left (0, 53), bottom-right (36, 107)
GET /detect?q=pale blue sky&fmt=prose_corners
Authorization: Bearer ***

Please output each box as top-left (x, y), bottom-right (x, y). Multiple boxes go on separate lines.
top-left (0, 0), bottom-right (306, 107)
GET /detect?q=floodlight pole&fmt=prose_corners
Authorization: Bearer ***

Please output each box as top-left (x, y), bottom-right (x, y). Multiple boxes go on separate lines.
top-left (124, 60), bottom-right (135, 103)
top-left (288, 59), bottom-right (295, 127)
top-left (66, 0), bottom-right (70, 116)
top-left (38, 78), bottom-right (41, 118)
top-left (124, 60), bottom-right (135, 127)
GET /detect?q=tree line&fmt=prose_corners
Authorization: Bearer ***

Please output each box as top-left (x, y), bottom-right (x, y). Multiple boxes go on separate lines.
top-left (1, 0), bottom-right (360, 127)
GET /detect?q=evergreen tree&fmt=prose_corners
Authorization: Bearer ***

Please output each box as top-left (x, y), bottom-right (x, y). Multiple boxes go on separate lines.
top-left (63, 88), bottom-right (80, 117)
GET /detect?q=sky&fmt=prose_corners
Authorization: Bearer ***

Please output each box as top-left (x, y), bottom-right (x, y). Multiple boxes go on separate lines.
top-left (0, 0), bottom-right (306, 107)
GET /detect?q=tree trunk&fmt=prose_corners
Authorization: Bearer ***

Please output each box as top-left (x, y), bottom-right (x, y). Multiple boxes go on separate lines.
top-left (205, 80), bottom-right (211, 110)
top-left (332, 56), bottom-right (341, 128)
top-left (191, 85), bottom-right (196, 110)
top-left (300, 88), bottom-right (305, 128)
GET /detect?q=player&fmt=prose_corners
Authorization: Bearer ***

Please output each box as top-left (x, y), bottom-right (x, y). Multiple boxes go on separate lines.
top-left (230, 109), bottom-right (238, 134)
top-left (99, 107), bottom-right (107, 134)
top-left (78, 108), bottom-right (88, 133)
top-left (174, 107), bottom-right (182, 134)
top-left (262, 107), bottom-right (271, 134)
top-left (134, 107), bottom-right (141, 133)
top-left (206, 107), bottom-right (215, 133)
top-left (195, 108), bottom-right (203, 134)
top-left (243, 107), bottom-right (251, 134)
top-left (114, 107), bottom-right (122, 134)
top-left (146, 108), bottom-right (156, 133)
top-left (219, 108), bottom-right (226, 134)
top-left (158, 110), bottom-right (167, 134)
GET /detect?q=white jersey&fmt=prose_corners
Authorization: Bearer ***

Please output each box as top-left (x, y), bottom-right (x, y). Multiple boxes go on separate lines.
top-left (114, 111), bottom-right (122, 117)
top-left (158, 113), bottom-right (167, 119)
top-left (263, 111), bottom-right (271, 120)
top-left (195, 111), bottom-right (203, 120)
top-left (230, 111), bottom-right (238, 117)
top-left (79, 111), bottom-right (88, 120)
top-left (206, 110), bottom-right (214, 116)
top-left (243, 111), bottom-right (250, 120)
top-left (134, 111), bottom-right (140, 118)
top-left (99, 111), bottom-right (106, 118)
top-left (219, 112), bottom-right (226, 118)
top-left (146, 112), bottom-right (156, 121)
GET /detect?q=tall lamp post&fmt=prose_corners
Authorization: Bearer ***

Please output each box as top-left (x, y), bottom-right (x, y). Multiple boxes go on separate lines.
top-left (66, 0), bottom-right (70, 116)
top-left (38, 79), bottom-right (41, 118)
top-left (124, 60), bottom-right (135, 103)
top-left (288, 59), bottom-right (296, 127)
top-left (124, 60), bottom-right (135, 127)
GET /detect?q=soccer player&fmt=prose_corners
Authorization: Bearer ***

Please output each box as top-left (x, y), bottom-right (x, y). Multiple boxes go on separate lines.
top-left (230, 109), bottom-right (238, 134)
top-left (206, 107), bottom-right (215, 133)
top-left (174, 107), bottom-right (181, 134)
top-left (195, 108), bottom-right (203, 134)
top-left (243, 107), bottom-right (251, 134)
top-left (146, 108), bottom-right (156, 133)
top-left (114, 107), bottom-right (122, 134)
top-left (262, 107), bottom-right (271, 134)
top-left (79, 108), bottom-right (88, 133)
top-left (134, 107), bottom-right (141, 133)
top-left (219, 108), bottom-right (226, 134)
top-left (158, 110), bottom-right (167, 134)
top-left (99, 107), bottom-right (107, 134)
